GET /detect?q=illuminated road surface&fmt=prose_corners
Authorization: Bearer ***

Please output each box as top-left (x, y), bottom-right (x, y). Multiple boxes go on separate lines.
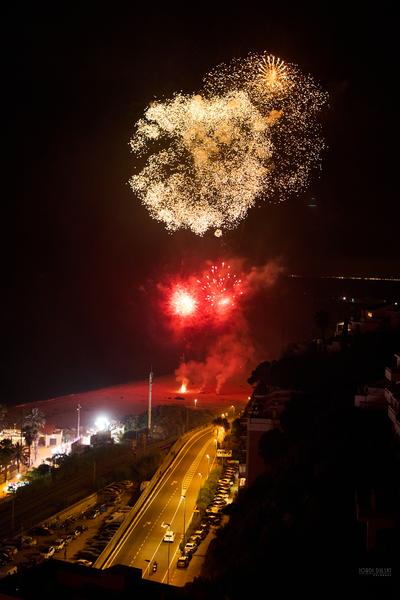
top-left (104, 427), bottom-right (216, 585)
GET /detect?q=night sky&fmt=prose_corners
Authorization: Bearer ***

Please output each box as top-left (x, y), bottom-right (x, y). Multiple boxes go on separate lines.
top-left (5, 5), bottom-right (399, 404)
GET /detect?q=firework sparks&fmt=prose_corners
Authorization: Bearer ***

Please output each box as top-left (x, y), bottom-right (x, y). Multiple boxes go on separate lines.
top-left (129, 53), bottom-right (327, 235)
top-left (170, 287), bottom-right (197, 317)
top-left (198, 262), bottom-right (243, 313)
top-left (257, 54), bottom-right (289, 91)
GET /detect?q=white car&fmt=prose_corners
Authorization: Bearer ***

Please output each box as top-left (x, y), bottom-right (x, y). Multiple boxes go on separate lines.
top-left (183, 541), bottom-right (197, 555)
top-left (74, 559), bottom-right (93, 567)
top-left (39, 546), bottom-right (55, 559)
top-left (163, 530), bottom-right (175, 543)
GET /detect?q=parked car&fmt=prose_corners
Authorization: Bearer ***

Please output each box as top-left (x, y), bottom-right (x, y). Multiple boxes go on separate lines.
top-left (193, 528), bottom-right (207, 540)
top-left (176, 554), bottom-right (190, 568)
top-left (39, 545), bottom-right (55, 559)
top-left (74, 559), bottom-right (93, 567)
top-left (53, 538), bottom-right (65, 551)
top-left (183, 541), bottom-right (197, 555)
top-left (63, 534), bottom-right (74, 545)
top-left (75, 524), bottom-right (88, 534)
top-left (29, 526), bottom-right (53, 536)
top-left (0, 565), bottom-right (17, 579)
top-left (0, 546), bottom-right (18, 557)
top-left (0, 554), bottom-right (11, 566)
top-left (75, 550), bottom-right (99, 561)
top-left (19, 536), bottom-right (37, 548)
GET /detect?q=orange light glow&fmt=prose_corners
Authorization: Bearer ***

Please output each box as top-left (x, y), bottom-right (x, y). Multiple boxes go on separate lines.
top-left (179, 381), bottom-right (188, 394)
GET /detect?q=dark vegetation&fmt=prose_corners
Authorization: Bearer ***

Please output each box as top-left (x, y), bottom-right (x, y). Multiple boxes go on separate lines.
top-left (188, 329), bottom-right (400, 598)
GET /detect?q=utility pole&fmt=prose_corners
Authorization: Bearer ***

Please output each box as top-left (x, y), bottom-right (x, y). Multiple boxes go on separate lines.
top-left (77, 404), bottom-right (81, 440)
top-left (11, 496), bottom-right (15, 533)
top-left (181, 490), bottom-right (186, 543)
top-left (148, 367), bottom-right (153, 434)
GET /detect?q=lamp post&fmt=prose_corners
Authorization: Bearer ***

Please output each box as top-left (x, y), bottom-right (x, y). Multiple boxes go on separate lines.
top-left (206, 454), bottom-right (210, 477)
top-left (194, 398), bottom-right (198, 408)
top-left (165, 522), bottom-right (171, 585)
top-left (143, 559), bottom-right (151, 578)
top-left (11, 496), bottom-right (15, 532)
top-left (181, 490), bottom-right (186, 543)
top-left (76, 404), bottom-right (81, 440)
top-left (148, 367), bottom-right (153, 434)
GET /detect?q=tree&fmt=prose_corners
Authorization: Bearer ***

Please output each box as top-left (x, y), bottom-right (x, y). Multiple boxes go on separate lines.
top-left (12, 442), bottom-right (29, 474)
top-left (0, 438), bottom-right (14, 481)
top-left (247, 361), bottom-right (271, 386)
top-left (22, 408), bottom-right (45, 466)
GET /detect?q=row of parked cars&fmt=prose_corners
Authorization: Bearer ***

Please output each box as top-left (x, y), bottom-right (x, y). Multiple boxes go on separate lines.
top-left (0, 480), bottom-right (134, 575)
top-left (176, 464), bottom-right (237, 569)
top-left (71, 481), bottom-right (133, 566)
top-left (205, 464), bottom-right (236, 517)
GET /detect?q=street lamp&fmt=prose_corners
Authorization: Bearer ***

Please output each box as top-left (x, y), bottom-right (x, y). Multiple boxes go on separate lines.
top-left (194, 398), bottom-right (198, 408)
top-left (181, 490), bottom-right (186, 543)
top-left (230, 404), bottom-right (235, 417)
top-left (76, 404), bottom-right (81, 440)
top-left (143, 559), bottom-right (151, 578)
top-left (206, 454), bottom-right (210, 477)
top-left (164, 522), bottom-right (171, 584)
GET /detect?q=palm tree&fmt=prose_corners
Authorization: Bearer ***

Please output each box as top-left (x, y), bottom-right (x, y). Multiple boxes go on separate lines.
top-left (22, 408), bottom-right (45, 466)
top-left (12, 442), bottom-right (29, 474)
top-left (0, 438), bottom-right (14, 482)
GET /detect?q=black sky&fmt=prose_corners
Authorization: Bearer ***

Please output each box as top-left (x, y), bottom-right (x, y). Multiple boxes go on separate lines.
top-left (4, 5), bottom-right (399, 404)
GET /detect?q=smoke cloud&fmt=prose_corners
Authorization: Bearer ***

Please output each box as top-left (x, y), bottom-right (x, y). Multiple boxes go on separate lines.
top-left (175, 258), bottom-right (283, 393)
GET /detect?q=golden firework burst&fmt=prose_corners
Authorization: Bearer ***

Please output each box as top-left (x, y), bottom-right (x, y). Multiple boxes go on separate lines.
top-left (258, 55), bottom-right (288, 90)
top-left (129, 52), bottom-right (327, 235)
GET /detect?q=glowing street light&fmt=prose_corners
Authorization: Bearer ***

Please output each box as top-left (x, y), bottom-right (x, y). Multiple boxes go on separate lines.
top-left (206, 454), bottom-right (210, 476)
top-left (194, 398), bottom-right (198, 408)
top-left (95, 414), bottom-right (109, 432)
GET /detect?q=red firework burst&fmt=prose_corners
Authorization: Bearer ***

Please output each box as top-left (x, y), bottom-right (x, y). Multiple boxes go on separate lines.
top-left (198, 262), bottom-right (243, 314)
top-left (170, 286), bottom-right (197, 317)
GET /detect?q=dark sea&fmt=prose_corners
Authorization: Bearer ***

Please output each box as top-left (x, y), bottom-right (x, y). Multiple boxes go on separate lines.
top-left (4, 275), bottom-right (400, 407)
top-left (248, 274), bottom-right (400, 360)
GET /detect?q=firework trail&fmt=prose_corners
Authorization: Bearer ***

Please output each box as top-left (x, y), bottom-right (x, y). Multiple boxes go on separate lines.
top-left (129, 53), bottom-right (327, 235)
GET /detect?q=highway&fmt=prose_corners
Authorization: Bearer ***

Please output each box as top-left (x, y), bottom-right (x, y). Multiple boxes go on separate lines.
top-left (102, 427), bottom-right (217, 586)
